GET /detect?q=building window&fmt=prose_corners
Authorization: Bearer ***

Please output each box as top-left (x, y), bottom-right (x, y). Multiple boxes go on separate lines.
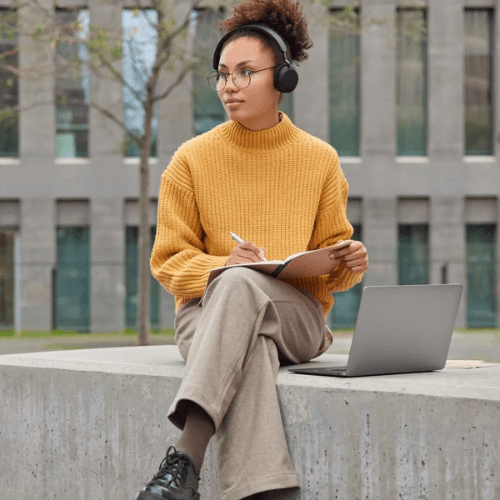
top-left (0, 8), bottom-right (19, 157)
top-left (329, 224), bottom-right (362, 329)
top-left (191, 8), bottom-right (225, 136)
top-left (122, 9), bottom-right (158, 157)
top-left (125, 226), bottom-right (160, 330)
top-left (398, 224), bottom-right (429, 285)
top-left (328, 8), bottom-right (360, 156)
top-left (279, 91), bottom-right (293, 120)
top-left (55, 227), bottom-right (90, 332)
top-left (55, 9), bottom-right (90, 158)
top-left (464, 9), bottom-right (494, 156)
top-left (0, 230), bottom-right (15, 330)
top-left (466, 224), bottom-right (497, 328)
top-left (396, 8), bottom-right (427, 156)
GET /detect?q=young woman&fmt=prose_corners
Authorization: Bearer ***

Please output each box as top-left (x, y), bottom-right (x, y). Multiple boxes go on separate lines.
top-left (138, 0), bottom-right (368, 499)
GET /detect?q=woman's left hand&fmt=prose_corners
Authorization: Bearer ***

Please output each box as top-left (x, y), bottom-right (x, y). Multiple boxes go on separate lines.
top-left (329, 240), bottom-right (368, 274)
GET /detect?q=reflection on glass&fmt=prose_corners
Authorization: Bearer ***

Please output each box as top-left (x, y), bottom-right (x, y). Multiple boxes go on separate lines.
top-left (398, 225), bottom-right (429, 285)
top-left (466, 224), bottom-right (497, 327)
top-left (330, 224), bottom-right (362, 329)
top-left (0, 8), bottom-right (19, 157)
top-left (279, 91), bottom-right (293, 120)
top-left (55, 9), bottom-right (90, 158)
top-left (56, 227), bottom-right (90, 332)
top-left (191, 9), bottom-right (225, 136)
top-left (0, 230), bottom-right (15, 329)
top-left (397, 9), bottom-right (427, 156)
top-left (328, 8), bottom-right (360, 156)
top-left (122, 9), bottom-right (158, 157)
top-left (125, 226), bottom-right (160, 329)
top-left (465, 9), bottom-right (493, 155)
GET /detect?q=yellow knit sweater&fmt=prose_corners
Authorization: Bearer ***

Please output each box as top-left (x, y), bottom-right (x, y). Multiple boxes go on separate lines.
top-left (150, 112), bottom-right (363, 317)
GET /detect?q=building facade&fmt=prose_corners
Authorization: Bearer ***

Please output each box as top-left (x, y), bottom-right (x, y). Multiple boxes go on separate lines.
top-left (0, 0), bottom-right (499, 332)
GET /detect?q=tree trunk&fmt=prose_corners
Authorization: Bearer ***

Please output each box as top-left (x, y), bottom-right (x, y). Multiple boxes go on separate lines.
top-left (137, 84), bottom-right (155, 347)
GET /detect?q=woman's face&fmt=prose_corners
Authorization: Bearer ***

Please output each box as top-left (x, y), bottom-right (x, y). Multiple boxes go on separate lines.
top-left (218, 36), bottom-right (282, 131)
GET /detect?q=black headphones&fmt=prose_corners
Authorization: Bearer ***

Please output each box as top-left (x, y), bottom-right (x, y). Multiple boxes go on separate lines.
top-left (212, 24), bottom-right (299, 93)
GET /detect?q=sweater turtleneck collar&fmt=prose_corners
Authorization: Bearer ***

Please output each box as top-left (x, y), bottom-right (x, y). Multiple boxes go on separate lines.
top-left (218, 111), bottom-right (300, 151)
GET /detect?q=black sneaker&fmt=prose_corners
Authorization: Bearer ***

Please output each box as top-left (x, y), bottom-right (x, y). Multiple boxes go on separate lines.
top-left (135, 446), bottom-right (201, 500)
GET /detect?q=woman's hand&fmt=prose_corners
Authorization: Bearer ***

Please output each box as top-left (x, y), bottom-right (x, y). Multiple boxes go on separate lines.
top-left (330, 240), bottom-right (368, 274)
top-left (225, 241), bottom-right (266, 266)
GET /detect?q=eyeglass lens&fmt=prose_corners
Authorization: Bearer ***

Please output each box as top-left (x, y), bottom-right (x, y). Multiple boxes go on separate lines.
top-left (208, 68), bottom-right (251, 91)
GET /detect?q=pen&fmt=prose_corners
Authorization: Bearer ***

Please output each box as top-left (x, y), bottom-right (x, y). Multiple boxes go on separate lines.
top-left (229, 232), bottom-right (268, 261)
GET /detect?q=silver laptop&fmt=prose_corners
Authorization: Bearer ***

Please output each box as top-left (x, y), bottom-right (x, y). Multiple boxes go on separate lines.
top-left (289, 283), bottom-right (463, 377)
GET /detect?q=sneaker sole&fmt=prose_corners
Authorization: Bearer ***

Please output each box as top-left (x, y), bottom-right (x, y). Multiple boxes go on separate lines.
top-left (135, 490), bottom-right (201, 500)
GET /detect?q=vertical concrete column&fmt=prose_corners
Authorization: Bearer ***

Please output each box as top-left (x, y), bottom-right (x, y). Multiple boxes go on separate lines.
top-left (154, 0), bottom-right (194, 329)
top-left (430, 197), bottom-right (466, 328)
top-left (90, 198), bottom-right (125, 332)
top-left (360, 0), bottom-right (396, 158)
top-left (428, 0), bottom-right (464, 161)
top-left (293, 1), bottom-right (329, 142)
top-left (362, 197), bottom-right (397, 286)
top-left (157, 0), bottom-right (194, 159)
top-left (18, 0), bottom-right (55, 160)
top-left (89, 0), bottom-right (123, 160)
top-left (495, 0), bottom-right (500, 157)
top-left (159, 288), bottom-right (177, 329)
top-left (497, 198), bottom-right (500, 329)
top-left (19, 199), bottom-right (55, 331)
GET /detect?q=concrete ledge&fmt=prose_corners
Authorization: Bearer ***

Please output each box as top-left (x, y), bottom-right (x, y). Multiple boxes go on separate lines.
top-left (1, 345), bottom-right (499, 500)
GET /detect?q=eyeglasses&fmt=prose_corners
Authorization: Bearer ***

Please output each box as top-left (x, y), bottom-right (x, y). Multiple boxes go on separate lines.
top-left (207, 66), bottom-right (277, 92)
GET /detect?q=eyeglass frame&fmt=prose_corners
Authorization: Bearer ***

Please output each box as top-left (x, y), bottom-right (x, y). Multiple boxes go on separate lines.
top-left (207, 66), bottom-right (278, 92)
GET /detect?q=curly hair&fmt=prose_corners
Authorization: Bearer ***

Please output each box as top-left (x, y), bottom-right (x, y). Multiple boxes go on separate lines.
top-left (216, 0), bottom-right (313, 64)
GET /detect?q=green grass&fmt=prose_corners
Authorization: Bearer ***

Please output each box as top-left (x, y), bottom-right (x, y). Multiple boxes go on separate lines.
top-left (0, 328), bottom-right (175, 339)
top-left (1, 327), bottom-right (499, 339)
top-left (455, 328), bottom-right (500, 341)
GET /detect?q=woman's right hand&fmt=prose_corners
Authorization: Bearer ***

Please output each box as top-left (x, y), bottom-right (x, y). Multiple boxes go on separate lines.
top-left (225, 241), bottom-right (266, 266)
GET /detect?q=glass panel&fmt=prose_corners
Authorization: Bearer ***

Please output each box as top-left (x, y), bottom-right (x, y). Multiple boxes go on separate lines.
top-left (279, 90), bottom-right (293, 119)
top-left (55, 9), bottom-right (90, 158)
top-left (398, 224), bottom-right (429, 285)
top-left (191, 9), bottom-right (225, 136)
top-left (123, 9), bottom-right (158, 157)
top-left (125, 226), bottom-right (160, 329)
top-left (329, 224), bottom-right (362, 329)
top-left (56, 227), bottom-right (90, 332)
top-left (465, 9), bottom-right (493, 155)
top-left (0, 230), bottom-right (15, 329)
top-left (0, 8), bottom-right (19, 157)
top-left (466, 224), bottom-right (497, 328)
top-left (397, 9), bottom-right (427, 156)
top-left (329, 8), bottom-right (360, 156)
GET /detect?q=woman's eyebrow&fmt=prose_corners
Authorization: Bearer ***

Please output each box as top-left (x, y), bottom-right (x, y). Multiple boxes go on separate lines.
top-left (219, 60), bottom-right (256, 69)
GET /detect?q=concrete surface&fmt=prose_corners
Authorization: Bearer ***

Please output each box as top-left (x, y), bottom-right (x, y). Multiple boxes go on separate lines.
top-left (1, 345), bottom-right (499, 500)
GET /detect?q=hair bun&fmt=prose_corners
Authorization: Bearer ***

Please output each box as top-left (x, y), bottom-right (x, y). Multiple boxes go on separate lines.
top-left (218, 0), bottom-right (313, 62)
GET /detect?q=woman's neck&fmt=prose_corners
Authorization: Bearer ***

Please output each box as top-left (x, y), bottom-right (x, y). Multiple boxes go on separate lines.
top-left (238, 110), bottom-right (282, 131)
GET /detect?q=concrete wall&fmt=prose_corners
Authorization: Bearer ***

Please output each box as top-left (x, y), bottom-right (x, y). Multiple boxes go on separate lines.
top-left (0, 346), bottom-right (499, 500)
top-left (0, 0), bottom-right (499, 330)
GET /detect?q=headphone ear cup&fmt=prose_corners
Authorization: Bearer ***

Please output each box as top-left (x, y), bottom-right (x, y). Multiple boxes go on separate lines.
top-left (274, 64), bottom-right (298, 93)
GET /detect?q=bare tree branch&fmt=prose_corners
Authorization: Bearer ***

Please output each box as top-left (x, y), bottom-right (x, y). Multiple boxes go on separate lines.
top-left (153, 63), bottom-right (191, 102)
top-left (0, 64), bottom-right (21, 76)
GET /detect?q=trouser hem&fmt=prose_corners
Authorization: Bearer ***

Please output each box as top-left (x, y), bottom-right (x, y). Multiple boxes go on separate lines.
top-left (220, 473), bottom-right (300, 500)
top-left (167, 385), bottom-right (222, 431)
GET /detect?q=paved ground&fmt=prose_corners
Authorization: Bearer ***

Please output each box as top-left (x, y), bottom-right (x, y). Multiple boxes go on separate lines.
top-left (328, 330), bottom-right (500, 362)
top-left (1, 331), bottom-right (500, 362)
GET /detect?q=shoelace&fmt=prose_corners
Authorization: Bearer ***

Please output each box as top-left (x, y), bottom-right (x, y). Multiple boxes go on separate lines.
top-left (151, 446), bottom-right (189, 487)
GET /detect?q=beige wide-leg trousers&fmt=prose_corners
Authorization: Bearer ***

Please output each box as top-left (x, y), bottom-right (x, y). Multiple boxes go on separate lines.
top-left (167, 267), bottom-right (327, 500)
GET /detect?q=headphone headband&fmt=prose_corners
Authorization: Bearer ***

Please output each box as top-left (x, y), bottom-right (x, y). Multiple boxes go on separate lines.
top-left (212, 24), bottom-right (290, 70)
top-left (212, 23), bottom-right (299, 93)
